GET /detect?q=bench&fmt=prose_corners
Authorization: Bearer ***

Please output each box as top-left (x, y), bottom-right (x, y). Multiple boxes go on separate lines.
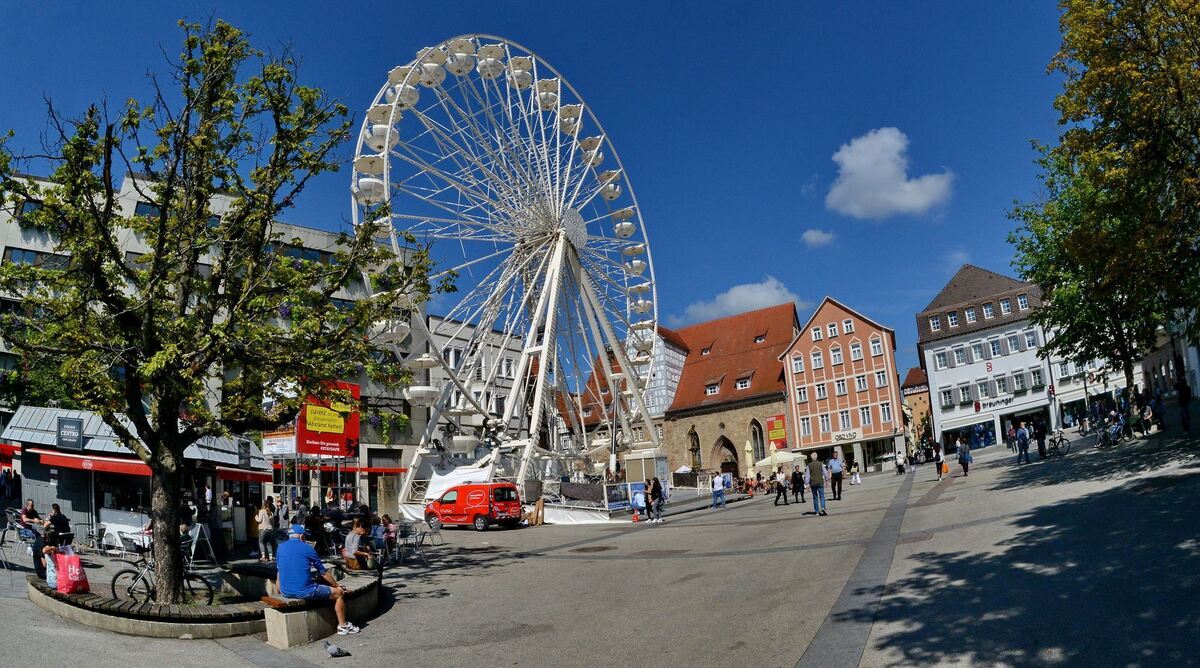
top-left (259, 569), bottom-right (381, 649)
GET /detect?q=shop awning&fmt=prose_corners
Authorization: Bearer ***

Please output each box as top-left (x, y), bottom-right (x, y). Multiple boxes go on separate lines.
top-left (0, 442), bottom-right (20, 456)
top-left (216, 466), bottom-right (273, 483)
top-left (29, 448), bottom-right (151, 477)
top-left (270, 462), bottom-right (407, 474)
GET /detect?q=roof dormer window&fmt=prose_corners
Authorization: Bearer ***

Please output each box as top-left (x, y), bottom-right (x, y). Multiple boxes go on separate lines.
top-left (705, 384), bottom-right (719, 396)
top-left (700, 347), bottom-right (711, 356)
top-left (753, 334), bottom-right (766, 344)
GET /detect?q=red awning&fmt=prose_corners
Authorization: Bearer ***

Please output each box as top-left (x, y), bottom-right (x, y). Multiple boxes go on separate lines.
top-left (216, 466), bottom-right (273, 483)
top-left (0, 442), bottom-right (20, 456)
top-left (29, 448), bottom-right (151, 477)
top-left (270, 462), bottom-right (407, 474)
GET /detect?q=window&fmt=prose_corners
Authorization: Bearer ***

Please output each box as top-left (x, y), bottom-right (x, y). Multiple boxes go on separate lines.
top-left (935, 352), bottom-right (947, 370)
top-left (582, 406), bottom-right (592, 417)
top-left (827, 323), bottom-right (838, 338)
top-left (965, 307), bottom-right (976, 323)
top-left (796, 386), bottom-right (808, 402)
top-left (1031, 368), bottom-right (1044, 387)
top-left (842, 319), bottom-right (854, 334)
top-left (954, 348), bottom-right (966, 365)
top-left (440, 490), bottom-right (458, 504)
top-left (495, 396), bottom-right (506, 416)
top-left (990, 339), bottom-right (1002, 357)
top-left (947, 311), bottom-right (959, 327)
top-left (811, 350), bottom-right (824, 369)
top-left (811, 327), bottom-right (823, 341)
top-left (815, 383), bottom-right (828, 400)
top-left (750, 420), bottom-right (766, 462)
top-left (278, 243), bottom-right (335, 265)
top-left (1000, 298), bottom-right (1012, 315)
top-left (838, 410), bottom-right (851, 430)
top-left (444, 347), bottom-right (463, 368)
top-left (940, 389), bottom-right (954, 407)
top-left (880, 402), bottom-right (893, 423)
top-left (1025, 331), bottom-right (1038, 348)
top-left (753, 334), bottom-right (765, 344)
top-left (971, 343), bottom-right (984, 361)
top-left (978, 381), bottom-right (990, 398)
top-left (791, 356), bottom-right (805, 373)
top-left (1017, 294), bottom-right (1029, 310)
top-left (849, 343), bottom-right (863, 361)
top-left (600, 386), bottom-right (610, 395)
top-left (134, 201), bottom-right (161, 218)
top-left (800, 417), bottom-right (812, 437)
top-left (870, 338), bottom-right (883, 356)
top-left (475, 366), bottom-right (484, 381)
top-left (701, 347), bottom-right (711, 356)
top-left (1013, 373), bottom-right (1026, 391)
top-left (959, 386), bottom-right (972, 403)
top-left (859, 406), bottom-right (872, 426)
top-left (929, 315), bottom-right (941, 331)
top-left (1006, 334), bottom-right (1021, 352)
top-left (735, 378), bottom-right (751, 390)
top-left (4, 247), bottom-right (69, 269)
top-left (819, 414), bottom-right (831, 433)
top-left (1059, 361), bottom-right (1071, 377)
top-left (830, 346), bottom-right (843, 365)
top-left (875, 370), bottom-right (888, 388)
top-left (502, 357), bottom-right (514, 378)
top-left (835, 379), bottom-right (847, 396)
top-left (983, 303), bottom-right (995, 319)
top-left (855, 375), bottom-right (868, 392)
top-left (705, 384), bottom-right (719, 396)
top-left (996, 376), bottom-right (1008, 394)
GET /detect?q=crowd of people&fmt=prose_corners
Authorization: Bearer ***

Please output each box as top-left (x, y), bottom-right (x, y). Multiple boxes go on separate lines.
top-left (707, 452), bottom-right (869, 517)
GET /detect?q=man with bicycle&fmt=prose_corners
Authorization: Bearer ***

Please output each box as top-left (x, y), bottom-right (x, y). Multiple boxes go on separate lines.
top-left (276, 526), bottom-right (360, 636)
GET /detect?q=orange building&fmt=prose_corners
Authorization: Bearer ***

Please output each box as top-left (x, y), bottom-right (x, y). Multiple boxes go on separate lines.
top-left (778, 297), bottom-right (904, 470)
top-left (901, 367), bottom-right (932, 451)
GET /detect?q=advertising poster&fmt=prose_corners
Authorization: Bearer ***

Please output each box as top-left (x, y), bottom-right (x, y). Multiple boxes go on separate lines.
top-left (767, 414), bottom-right (788, 449)
top-left (261, 428), bottom-right (296, 457)
top-left (605, 482), bottom-right (630, 510)
top-left (296, 381), bottom-right (361, 457)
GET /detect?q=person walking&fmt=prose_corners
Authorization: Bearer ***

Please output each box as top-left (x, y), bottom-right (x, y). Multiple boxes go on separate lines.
top-left (1007, 424), bottom-right (1017, 451)
top-left (649, 477), bottom-right (665, 523)
top-left (806, 453), bottom-right (828, 516)
top-left (934, 445), bottom-right (946, 481)
top-left (1015, 421), bottom-right (1031, 465)
top-left (710, 472), bottom-right (726, 509)
top-left (957, 437), bottom-right (972, 476)
top-left (1176, 377), bottom-right (1192, 433)
top-left (828, 452), bottom-right (845, 500)
top-left (894, 451), bottom-right (906, 475)
top-left (1034, 417), bottom-right (1048, 460)
top-left (256, 496), bottom-right (278, 562)
top-left (790, 465), bottom-right (805, 504)
top-left (773, 467), bottom-right (789, 506)
top-left (849, 460), bottom-right (861, 485)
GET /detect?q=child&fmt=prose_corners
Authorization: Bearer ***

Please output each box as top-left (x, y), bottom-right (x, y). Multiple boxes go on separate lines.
top-left (850, 461), bottom-right (861, 485)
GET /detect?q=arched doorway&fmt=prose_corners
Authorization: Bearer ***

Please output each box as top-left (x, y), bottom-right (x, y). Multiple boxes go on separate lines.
top-left (712, 436), bottom-right (738, 474)
top-left (749, 419), bottom-right (766, 463)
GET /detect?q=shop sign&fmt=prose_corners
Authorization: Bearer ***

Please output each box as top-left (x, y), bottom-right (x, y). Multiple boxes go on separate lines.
top-left (262, 428), bottom-right (297, 457)
top-left (833, 429), bottom-right (859, 443)
top-left (767, 414), bottom-right (787, 449)
top-left (296, 381), bottom-right (361, 457)
top-left (56, 417), bottom-right (84, 451)
top-left (976, 396), bottom-right (1015, 412)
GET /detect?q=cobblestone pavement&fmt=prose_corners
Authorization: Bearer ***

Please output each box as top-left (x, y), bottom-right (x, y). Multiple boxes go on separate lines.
top-left (2, 430), bottom-right (1197, 667)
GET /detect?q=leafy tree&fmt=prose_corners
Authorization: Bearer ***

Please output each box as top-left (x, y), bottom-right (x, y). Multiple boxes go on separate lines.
top-left (0, 21), bottom-right (440, 602)
top-left (1010, 148), bottom-right (1165, 390)
top-left (1049, 0), bottom-right (1200, 335)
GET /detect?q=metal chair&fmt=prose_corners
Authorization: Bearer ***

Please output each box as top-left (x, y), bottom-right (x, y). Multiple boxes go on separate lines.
top-left (397, 529), bottom-right (429, 567)
top-left (425, 518), bottom-right (445, 546)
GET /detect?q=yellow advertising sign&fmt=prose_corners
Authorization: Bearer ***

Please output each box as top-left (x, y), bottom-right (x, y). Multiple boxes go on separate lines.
top-left (305, 405), bottom-right (346, 434)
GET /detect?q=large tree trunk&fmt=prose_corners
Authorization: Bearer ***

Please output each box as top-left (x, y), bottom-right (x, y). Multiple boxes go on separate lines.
top-left (150, 450), bottom-right (185, 604)
top-left (1123, 357), bottom-right (1137, 395)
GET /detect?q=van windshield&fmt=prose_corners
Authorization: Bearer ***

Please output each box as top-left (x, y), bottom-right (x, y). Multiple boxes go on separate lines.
top-left (493, 487), bottom-right (518, 502)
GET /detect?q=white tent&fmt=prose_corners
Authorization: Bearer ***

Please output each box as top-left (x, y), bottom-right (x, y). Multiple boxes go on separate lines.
top-left (674, 465), bottom-right (692, 473)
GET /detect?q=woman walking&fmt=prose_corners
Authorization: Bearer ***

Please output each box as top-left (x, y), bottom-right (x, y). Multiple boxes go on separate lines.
top-left (850, 460), bottom-right (861, 485)
top-left (957, 437), bottom-right (972, 476)
top-left (256, 496), bottom-right (278, 562)
top-left (934, 446), bottom-right (946, 482)
top-left (649, 477), bottom-right (665, 523)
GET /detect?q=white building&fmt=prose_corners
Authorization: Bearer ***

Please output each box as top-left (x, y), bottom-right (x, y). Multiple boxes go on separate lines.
top-left (918, 265), bottom-right (1129, 448)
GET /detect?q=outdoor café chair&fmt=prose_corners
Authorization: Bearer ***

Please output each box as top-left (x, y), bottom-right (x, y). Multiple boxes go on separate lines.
top-left (425, 517), bottom-right (445, 546)
top-left (397, 529), bottom-right (429, 568)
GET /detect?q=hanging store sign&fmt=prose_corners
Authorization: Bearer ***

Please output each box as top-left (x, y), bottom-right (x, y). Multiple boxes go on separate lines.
top-left (56, 417), bottom-right (84, 451)
top-left (296, 381), bottom-right (361, 457)
top-left (767, 414), bottom-right (788, 449)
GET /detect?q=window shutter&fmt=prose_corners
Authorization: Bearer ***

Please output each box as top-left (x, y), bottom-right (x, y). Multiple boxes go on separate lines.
top-left (947, 351), bottom-right (956, 368)
top-left (1000, 338), bottom-right (1010, 355)
top-left (989, 380), bottom-right (998, 397)
top-left (983, 343), bottom-right (992, 360)
top-left (965, 347), bottom-right (975, 364)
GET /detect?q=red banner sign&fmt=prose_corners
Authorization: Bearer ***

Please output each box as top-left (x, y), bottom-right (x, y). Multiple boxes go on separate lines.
top-left (296, 381), bottom-right (361, 457)
top-left (767, 414), bottom-right (788, 449)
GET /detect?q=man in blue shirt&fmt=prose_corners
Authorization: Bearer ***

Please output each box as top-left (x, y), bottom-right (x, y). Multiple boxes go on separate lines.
top-left (1015, 421), bottom-right (1031, 465)
top-left (276, 528), bottom-right (359, 635)
top-left (828, 452), bottom-right (845, 501)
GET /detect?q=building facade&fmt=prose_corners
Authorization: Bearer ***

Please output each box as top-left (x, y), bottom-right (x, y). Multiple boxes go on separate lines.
top-left (780, 297), bottom-right (903, 469)
top-left (661, 303), bottom-right (798, 476)
top-left (901, 367), bottom-right (931, 451)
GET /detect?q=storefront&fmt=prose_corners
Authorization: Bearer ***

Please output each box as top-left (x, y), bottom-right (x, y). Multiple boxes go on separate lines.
top-left (939, 416), bottom-right (998, 454)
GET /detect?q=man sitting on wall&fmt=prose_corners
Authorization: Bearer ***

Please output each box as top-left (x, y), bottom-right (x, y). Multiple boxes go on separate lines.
top-left (276, 527), bottom-right (360, 636)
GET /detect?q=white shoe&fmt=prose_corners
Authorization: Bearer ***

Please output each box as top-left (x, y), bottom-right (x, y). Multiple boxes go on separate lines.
top-left (337, 623), bottom-right (360, 635)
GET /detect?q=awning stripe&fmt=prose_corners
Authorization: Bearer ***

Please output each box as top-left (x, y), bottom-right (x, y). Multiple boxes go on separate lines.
top-left (29, 448), bottom-right (151, 477)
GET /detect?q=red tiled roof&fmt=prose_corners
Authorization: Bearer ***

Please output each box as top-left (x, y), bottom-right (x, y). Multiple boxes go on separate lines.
top-left (657, 325), bottom-right (689, 352)
top-left (666, 303), bottom-right (797, 414)
top-left (901, 367), bottom-right (928, 388)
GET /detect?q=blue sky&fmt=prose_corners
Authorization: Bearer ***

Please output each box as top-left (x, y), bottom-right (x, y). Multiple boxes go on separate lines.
top-left (0, 2), bottom-right (1065, 370)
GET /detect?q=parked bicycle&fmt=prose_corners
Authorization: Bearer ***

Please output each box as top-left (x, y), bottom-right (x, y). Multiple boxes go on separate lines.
top-left (1096, 414), bottom-right (1128, 448)
top-left (1047, 430), bottom-right (1071, 457)
top-left (110, 533), bottom-right (213, 605)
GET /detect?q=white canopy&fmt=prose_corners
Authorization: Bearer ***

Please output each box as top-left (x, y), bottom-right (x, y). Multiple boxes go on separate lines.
top-left (673, 465), bottom-right (692, 473)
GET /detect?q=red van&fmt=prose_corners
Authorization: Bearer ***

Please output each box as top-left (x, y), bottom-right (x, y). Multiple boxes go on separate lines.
top-left (425, 482), bottom-right (523, 531)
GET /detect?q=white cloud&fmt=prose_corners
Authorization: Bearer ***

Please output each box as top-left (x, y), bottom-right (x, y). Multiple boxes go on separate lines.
top-left (801, 228), bottom-right (835, 247)
top-left (825, 127), bottom-right (953, 220)
top-left (671, 276), bottom-right (810, 325)
top-left (943, 249), bottom-right (970, 274)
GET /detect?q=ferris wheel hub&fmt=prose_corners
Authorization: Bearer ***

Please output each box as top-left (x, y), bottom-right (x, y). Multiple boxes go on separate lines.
top-left (561, 207), bottom-right (587, 249)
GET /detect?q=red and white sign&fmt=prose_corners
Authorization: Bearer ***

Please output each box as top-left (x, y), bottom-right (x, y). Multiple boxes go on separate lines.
top-left (767, 414), bottom-right (788, 449)
top-left (296, 381), bottom-right (361, 457)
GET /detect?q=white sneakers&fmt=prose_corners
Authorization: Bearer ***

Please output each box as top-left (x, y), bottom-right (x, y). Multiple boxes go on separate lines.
top-left (338, 623), bottom-right (360, 635)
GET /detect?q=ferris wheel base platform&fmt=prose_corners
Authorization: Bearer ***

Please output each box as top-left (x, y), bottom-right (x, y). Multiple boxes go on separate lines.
top-left (398, 502), bottom-right (618, 526)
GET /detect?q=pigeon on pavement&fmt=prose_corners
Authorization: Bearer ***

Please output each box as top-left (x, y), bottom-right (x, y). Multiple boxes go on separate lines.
top-left (324, 640), bottom-right (351, 657)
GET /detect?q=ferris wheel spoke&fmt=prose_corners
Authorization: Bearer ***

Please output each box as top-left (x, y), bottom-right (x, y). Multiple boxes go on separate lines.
top-left (409, 105), bottom-right (528, 212)
top-left (390, 145), bottom-right (519, 221)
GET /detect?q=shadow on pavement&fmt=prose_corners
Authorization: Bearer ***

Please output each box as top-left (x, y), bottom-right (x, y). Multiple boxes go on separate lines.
top-left (378, 543), bottom-right (526, 610)
top-left (850, 468), bottom-right (1200, 665)
top-left (985, 432), bottom-right (1200, 491)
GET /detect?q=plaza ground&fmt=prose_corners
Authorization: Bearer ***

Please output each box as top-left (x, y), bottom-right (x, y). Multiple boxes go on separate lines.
top-left (3, 430), bottom-right (1198, 667)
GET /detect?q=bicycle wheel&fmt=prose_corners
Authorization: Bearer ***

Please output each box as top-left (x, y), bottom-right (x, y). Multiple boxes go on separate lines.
top-left (183, 573), bottom-right (214, 605)
top-left (111, 568), bottom-right (151, 602)
top-left (1059, 437), bottom-right (1071, 455)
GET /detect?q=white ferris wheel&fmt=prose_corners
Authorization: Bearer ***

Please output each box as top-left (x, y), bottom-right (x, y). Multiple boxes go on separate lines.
top-left (349, 35), bottom-right (659, 500)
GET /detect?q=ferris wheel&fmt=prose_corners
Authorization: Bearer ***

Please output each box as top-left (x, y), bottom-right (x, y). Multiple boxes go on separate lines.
top-left (349, 35), bottom-right (659, 497)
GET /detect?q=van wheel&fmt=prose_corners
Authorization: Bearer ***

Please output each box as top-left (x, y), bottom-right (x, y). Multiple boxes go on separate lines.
top-left (424, 512), bottom-right (437, 525)
top-left (472, 515), bottom-right (489, 532)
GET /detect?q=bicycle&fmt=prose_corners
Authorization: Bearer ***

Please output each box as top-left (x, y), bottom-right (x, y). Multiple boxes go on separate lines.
top-left (1047, 430), bottom-right (1071, 457)
top-left (110, 534), bottom-right (213, 605)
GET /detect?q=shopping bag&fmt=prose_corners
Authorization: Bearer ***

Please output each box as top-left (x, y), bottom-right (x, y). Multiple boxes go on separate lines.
top-left (941, 462), bottom-right (949, 476)
top-left (54, 552), bottom-right (90, 594)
